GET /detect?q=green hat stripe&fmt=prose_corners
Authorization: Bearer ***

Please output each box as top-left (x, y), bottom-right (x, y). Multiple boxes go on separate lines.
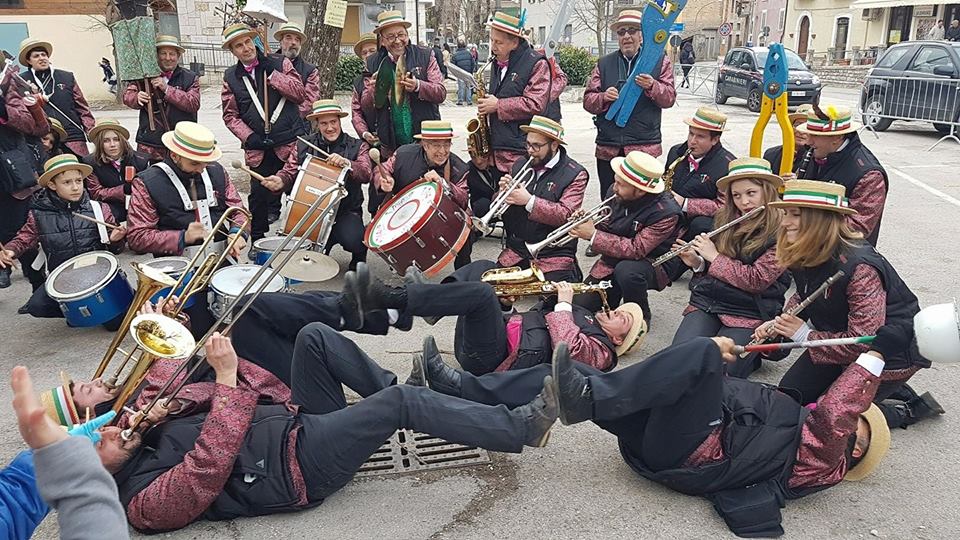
top-left (623, 160), bottom-right (655, 184)
top-left (530, 119), bottom-right (562, 137)
top-left (729, 164), bottom-right (773, 175)
top-left (173, 132), bottom-right (213, 153)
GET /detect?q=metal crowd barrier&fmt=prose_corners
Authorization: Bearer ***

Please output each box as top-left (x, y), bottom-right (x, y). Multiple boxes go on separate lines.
top-left (859, 74), bottom-right (960, 151)
top-left (674, 62), bottom-right (718, 101)
top-left (180, 42), bottom-right (239, 74)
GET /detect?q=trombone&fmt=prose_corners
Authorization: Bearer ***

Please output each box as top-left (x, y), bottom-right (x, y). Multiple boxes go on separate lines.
top-left (470, 157), bottom-right (535, 236)
top-left (120, 182), bottom-right (347, 440)
top-left (525, 195), bottom-right (616, 259)
top-left (652, 206), bottom-right (766, 267)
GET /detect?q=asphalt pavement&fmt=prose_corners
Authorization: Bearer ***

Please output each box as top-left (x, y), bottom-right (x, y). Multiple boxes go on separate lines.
top-left (2, 81), bottom-right (959, 539)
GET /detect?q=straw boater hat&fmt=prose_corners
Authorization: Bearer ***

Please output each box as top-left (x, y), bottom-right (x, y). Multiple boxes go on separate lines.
top-left (221, 23), bottom-right (259, 49)
top-left (88, 118), bottom-right (130, 142)
top-left (354, 32), bottom-right (378, 56)
top-left (684, 106), bottom-right (730, 132)
top-left (155, 34), bottom-right (185, 54)
top-left (797, 104), bottom-right (861, 136)
top-left (488, 11), bottom-right (526, 39)
top-left (273, 21), bottom-right (307, 42)
top-left (414, 120), bottom-right (456, 140)
top-left (374, 11), bottom-right (412, 34)
top-left (306, 99), bottom-right (348, 120)
top-left (161, 121), bottom-right (223, 162)
top-left (48, 118), bottom-right (67, 141)
top-left (716, 157), bottom-right (784, 192)
top-left (769, 179), bottom-right (857, 215)
top-left (616, 303), bottom-right (648, 356)
top-left (38, 371), bottom-right (81, 427)
top-left (844, 403), bottom-right (891, 481)
top-left (610, 9), bottom-right (644, 31)
top-left (38, 154), bottom-right (93, 188)
top-left (788, 103), bottom-right (815, 124)
top-left (520, 115), bottom-right (565, 144)
top-left (611, 150), bottom-right (666, 194)
top-left (18, 37), bottom-right (53, 66)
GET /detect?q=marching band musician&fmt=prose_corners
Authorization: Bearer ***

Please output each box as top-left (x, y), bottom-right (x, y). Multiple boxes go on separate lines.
top-left (351, 33), bottom-right (380, 147)
top-left (496, 116), bottom-right (586, 283)
top-left (664, 107), bottom-right (736, 243)
top-left (482, 11), bottom-right (554, 174)
top-left (670, 158), bottom-right (789, 378)
top-left (273, 22), bottom-right (320, 133)
top-left (762, 103), bottom-right (813, 176)
top-left (220, 23), bottom-right (308, 243)
top-left (457, 153), bottom-right (504, 267)
top-left (82, 119), bottom-right (151, 223)
top-left (568, 151), bottom-right (680, 330)
top-left (0, 155), bottom-right (126, 326)
top-left (361, 11), bottom-right (445, 155)
top-left (17, 37), bottom-right (95, 157)
top-left (760, 180), bottom-right (941, 429)
top-left (583, 9), bottom-right (677, 198)
top-left (121, 35), bottom-right (201, 162)
top-left (38, 118), bottom-right (75, 159)
top-left (792, 105), bottom-right (887, 246)
top-left (268, 100), bottom-right (372, 271)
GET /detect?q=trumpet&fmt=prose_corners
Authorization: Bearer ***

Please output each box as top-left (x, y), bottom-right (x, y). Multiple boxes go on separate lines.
top-left (652, 206), bottom-right (766, 267)
top-left (470, 157), bottom-right (535, 236)
top-left (480, 264), bottom-right (612, 299)
top-left (121, 182), bottom-right (347, 440)
top-left (662, 148), bottom-right (693, 192)
top-left (525, 195), bottom-right (617, 259)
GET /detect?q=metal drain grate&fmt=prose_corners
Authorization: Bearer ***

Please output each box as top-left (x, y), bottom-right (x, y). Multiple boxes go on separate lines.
top-left (356, 429), bottom-right (491, 477)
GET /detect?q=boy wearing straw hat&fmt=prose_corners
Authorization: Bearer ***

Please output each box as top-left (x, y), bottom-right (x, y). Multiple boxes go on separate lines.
top-left (18, 37), bottom-right (96, 157)
top-left (361, 11), bottom-right (445, 155)
top-left (568, 151), bottom-right (681, 328)
top-left (220, 23), bottom-right (308, 242)
top-left (482, 11), bottom-right (554, 174)
top-left (584, 9), bottom-right (677, 198)
top-left (0, 155), bottom-right (126, 324)
top-left (795, 104), bottom-right (887, 247)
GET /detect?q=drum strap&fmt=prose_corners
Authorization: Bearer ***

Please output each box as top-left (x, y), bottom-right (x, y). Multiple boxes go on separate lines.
top-left (242, 76), bottom-right (287, 126)
top-left (154, 162), bottom-right (217, 230)
top-left (89, 201), bottom-right (110, 244)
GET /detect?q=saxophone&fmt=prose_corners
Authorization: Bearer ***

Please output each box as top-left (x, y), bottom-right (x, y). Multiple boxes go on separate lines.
top-left (662, 148), bottom-right (693, 192)
top-left (466, 60), bottom-right (494, 160)
top-left (480, 263), bottom-right (612, 299)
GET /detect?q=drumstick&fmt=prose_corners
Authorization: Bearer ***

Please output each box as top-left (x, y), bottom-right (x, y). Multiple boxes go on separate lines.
top-left (189, 180), bottom-right (201, 223)
top-left (231, 160), bottom-right (268, 182)
top-left (72, 212), bottom-right (121, 230)
top-left (369, 147), bottom-right (388, 190)
top-left (297, 136), bottom-right (331, 160)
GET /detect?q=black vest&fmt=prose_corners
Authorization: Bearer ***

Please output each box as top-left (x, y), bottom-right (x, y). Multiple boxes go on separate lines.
top-left (798, 133), bottom-right (888, 246)
top-left (501, 148), bottom-right (583, 260)
top-left (763, 144), bottom-right (810, 175)
top-left (114, 405), bottom-right (310, 532)
top-left (223, 53), bottom-right (304, 146)
top-left (365, 45), bottom-right (441, 151)
top-left (353, 74), bottom-right (377, 135)
top-left (31, 190), bottom-right (106, 270)
top-left (465, 163), bottom-right (502, 204)
top-left (791, 243), bottom-right (926, 370)
top-left (689, 237), bottom-right (790, 321)
top-left (297, 132), bottom-right (363, 214)
top-left (21, 68), bottom-right (86, 142)
top-left (287, 55), bottom-right (317, 133)
top-left (388, 142), bottom-right (468, 199)
top-left (597, 190), bottom-right (681, 268)
top-left (135, 66), bottom-right (199, 148)
top-left (138, 159), bottom-right (229, 243)
top-left (513, 304), bottom-right (618, 371)
top-left (594, 52), bottom-right (666, 147)
top-left (664, 142), bottom-right (736, 201)
top-left (488, 41), bottom-right (547, 153)
top-left (82, 152), bottom-right (151, 191)
top-left (0, 96), bottom-right (41, 193)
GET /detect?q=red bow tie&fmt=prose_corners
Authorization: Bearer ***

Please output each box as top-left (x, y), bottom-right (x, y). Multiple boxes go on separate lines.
top-left (814, 157), bottom-right (828, 166)
top-left (243, 59), bottom-right (259, 74)
top-left (161, 70), bottom-right (173, 78)
top-left (496, 60), bottom-right (509, 70)
top-left (687, 155), bottom-right (699, 171)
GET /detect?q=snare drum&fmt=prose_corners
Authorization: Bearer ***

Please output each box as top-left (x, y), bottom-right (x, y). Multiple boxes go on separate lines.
top-left (364, 178), bottom-right (469, 277)
top-left (208, 265), bottom-right (286, 323)
top-left (45, 251), bottom-right (135, 327)
top-left (251, 236), bottom-right (314, 285)
top-left (140, 257), bottom-right (197, 309)
top-left (282, 156), bottom-right (346, 244)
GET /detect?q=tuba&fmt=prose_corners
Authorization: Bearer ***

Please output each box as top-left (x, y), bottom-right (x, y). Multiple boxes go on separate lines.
top-left (662, 148), bottom-right (693, 192)
top-left (466, 59), bottom-right (494, 160)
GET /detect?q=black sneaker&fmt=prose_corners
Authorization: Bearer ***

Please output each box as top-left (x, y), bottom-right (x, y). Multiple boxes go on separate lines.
top-left (515, 375), bottom-right (559, 447)
top-left (0, 267), bottom-right (10, 289)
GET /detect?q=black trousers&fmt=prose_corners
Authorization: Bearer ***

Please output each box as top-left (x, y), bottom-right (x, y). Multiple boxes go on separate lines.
top-left (325, 211), bottom-right (367, 267)
top-left (291, 323), bottom-right (531, 501)
top-left (665, 215), bottom-right (715, 282)
top-left (230, 290), bottom-right (390, 386)
top-left (597, 155), bottom-right (621, 200)
top-left (102, 199), bottom-right (127, 224)
top-left (249, 150), bottom-right (286, 241)
top-left (0, 193), bottom-right (45, 289)
top-left (575, 259), bottom-right (661, 320)
top-left (25, 283), bottom-right (123, 330)
top-left (672, 309), bottom-right (759, 379)
top-left (451, 338), bottom-right (725, 472)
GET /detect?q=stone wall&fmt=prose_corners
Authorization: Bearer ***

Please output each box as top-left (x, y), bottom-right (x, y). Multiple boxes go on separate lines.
top-left (811, 65), bottom-right (872, 88)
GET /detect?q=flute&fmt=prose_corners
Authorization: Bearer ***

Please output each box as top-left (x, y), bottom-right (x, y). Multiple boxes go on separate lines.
top-left (653, 206), bottom-right (766, 267)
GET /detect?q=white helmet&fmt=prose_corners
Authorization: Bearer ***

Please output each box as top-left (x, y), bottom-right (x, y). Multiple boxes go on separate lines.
top-left (914, 301), bottom-right (960, 364)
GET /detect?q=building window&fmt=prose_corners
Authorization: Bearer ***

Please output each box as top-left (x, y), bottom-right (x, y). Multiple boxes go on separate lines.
top-left (0, 0), bottom-right (25, 7)
top-left (538, 26), bottom-right (546, 45)
top-left (778, 8), bottom-right (786, 30)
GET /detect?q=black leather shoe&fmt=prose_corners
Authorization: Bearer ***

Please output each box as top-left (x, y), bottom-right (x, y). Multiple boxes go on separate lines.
top-left (551, 343), bottom-right (593, 425)
top-left (357, 262), bottom-right (407, 311)
top-left (403, 266), bottom-right (442, 325)
top-left (340, 271), bottom-right (364, 330)
top-left (405, 353), bottom-right (427, 386)
top-left (514, 375), bottom-right (559, 447)
top-left (421, 335), bottom-right (461, 395)
top-left (17, 302), bottom-right (30, 315)
top-left (904, 391), bottom-right (945, 427)
top-left (267, 211), bottom-right (280, 224)
top-left (0, 267), bottom-right (10, 289)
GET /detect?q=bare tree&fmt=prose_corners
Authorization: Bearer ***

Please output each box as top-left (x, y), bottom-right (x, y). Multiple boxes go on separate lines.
top-left (302, 0), bottom-right (343, 98)
top-left (571, 0), bottom-right (616, 54)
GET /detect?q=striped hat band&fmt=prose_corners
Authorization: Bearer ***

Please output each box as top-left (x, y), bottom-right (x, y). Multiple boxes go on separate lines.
top-left (690, 111), bottom-right (726, 130)
top-left (805, 115), bottom-right (853, 133)
top-left (528, 117), bottom-right (563, 139)
top-left (490, 13), bottom-right (523, 35)
top-left (44, 154), bottom-right (82, 172)
top-left (620, 159), bottom-right (660, 188)
top-left (378, 13), bottom-right (406, 25)
top-left (781, 189), bottom-right (850, 209)
top-left (170, 131), bottom-right (217, 159)
top-left (156, 35), bottom-right (183, 49)
top-left (222, 24), bottom-right (254, 44)
top-left (44, 385), bottom-right (79, 427)
top-left (728, 163), bottom-right (774, 176)
top-left (311, 103), bottom-right (343, 115)
top-left (419, 126), bottom-right (454, 139)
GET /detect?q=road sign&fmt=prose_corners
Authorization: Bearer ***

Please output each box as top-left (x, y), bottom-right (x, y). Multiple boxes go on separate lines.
top-left (669, 34), bottom-right (682, 47)
top-left (718, 22), bottom-right (733, 37)
top-left (670, 22), bottom-right (685, 34)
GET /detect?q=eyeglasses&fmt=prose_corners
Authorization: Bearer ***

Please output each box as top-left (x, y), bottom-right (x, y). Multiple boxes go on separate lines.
top-left (616, 27), bottom-right (640, 37)
top-left (525, 141), bottom-right (549, 151)
top-left (382, 32), bottom-right (408, 43)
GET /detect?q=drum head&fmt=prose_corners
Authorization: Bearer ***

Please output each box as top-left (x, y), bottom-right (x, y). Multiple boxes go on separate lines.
top-left (210, 264), bottom-right (285, 297)
top-left (141, 257), bottom-right (191, 276)
top-left (254, 236), bottom-right (312, 252)
top-left (367, 181), bottom-right (439, 249)
top-left (46, 251), bottom-right (120, 301)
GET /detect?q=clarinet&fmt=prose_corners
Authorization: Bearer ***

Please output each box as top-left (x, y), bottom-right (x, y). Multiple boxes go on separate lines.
top-left (794, 147), bottom-right (814, 179)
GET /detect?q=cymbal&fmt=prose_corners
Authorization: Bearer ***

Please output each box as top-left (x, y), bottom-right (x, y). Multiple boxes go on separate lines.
top-left (275, 250), bottom-right (339, 282)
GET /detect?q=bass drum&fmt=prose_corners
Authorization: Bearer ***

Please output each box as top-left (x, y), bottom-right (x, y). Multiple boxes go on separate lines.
top-left (208, 264), bottom-right (286, 323)
top-left (45, 251), bottom-right (134, 327)
top-left (364, 178), bottom-right (469, 277)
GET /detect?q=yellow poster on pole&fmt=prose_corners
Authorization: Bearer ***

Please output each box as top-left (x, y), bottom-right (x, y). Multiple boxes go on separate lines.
top-left (324, 0), bottom-right (348, 28)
